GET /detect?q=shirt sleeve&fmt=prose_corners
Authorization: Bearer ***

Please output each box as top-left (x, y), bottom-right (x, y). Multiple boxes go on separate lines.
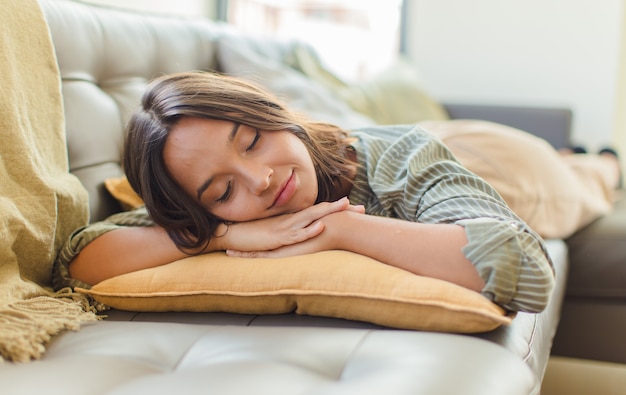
top-left (351, 126), bottom-right (555, 312)
top-left (52, 207), bottom-right (154, 291)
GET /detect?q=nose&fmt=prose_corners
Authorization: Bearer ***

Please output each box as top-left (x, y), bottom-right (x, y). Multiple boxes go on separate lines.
top-left (241, 162), bottom-right (273, 195)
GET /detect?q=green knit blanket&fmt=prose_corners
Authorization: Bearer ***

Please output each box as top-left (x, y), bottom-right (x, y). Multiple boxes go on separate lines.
top-left (0, 0), bottom-right (98, 363)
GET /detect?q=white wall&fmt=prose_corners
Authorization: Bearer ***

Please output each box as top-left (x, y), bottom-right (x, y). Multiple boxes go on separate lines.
top-left (614, 3), bottom-right (626, 165)
top-left (405, 0), bottom-right (625, 153)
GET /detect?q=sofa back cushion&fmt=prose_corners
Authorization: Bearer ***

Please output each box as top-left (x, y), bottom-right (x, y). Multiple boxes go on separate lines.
top-left (41, 0), bottom-right (221, 221)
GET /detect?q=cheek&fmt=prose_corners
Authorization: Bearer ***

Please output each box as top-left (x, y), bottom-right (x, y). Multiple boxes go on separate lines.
top-left (304, 189), bottom-right (318, 208)
top-left (290, 138), bottom-right (316, 175)
top-left (302, 152), bottom-right (318, 198)
top-left (293, 169), bottom-right (318, 212)
top-left (211, 197), bottom-right (263, 223)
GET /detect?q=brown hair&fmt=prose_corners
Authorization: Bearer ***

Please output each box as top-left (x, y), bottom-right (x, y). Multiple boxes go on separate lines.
top-left (124, 71), bottom-right (355, 252)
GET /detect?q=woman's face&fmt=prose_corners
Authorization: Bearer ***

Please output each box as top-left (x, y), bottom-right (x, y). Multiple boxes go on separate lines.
top-left (163, 117), bottom-right (318, 222)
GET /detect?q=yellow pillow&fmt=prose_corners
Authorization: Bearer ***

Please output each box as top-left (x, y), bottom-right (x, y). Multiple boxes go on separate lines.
top-left (104, 176), bottom-right (144, 210)
top-left (77, 250), bottom-right (512, 333)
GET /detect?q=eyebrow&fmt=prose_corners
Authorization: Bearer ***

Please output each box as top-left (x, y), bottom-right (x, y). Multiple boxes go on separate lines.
top-left (195, 122), bottom-right (241, 201)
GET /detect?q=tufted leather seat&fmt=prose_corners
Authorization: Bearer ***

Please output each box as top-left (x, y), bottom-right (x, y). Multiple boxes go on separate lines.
top-left (5, 319), bottom-right (541, 395)
top-left (0, 1), bottom-right (570, 394)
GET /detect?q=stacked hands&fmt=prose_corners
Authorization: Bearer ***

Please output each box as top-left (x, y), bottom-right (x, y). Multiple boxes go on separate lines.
top-left (215, 197), bottom-right (366, 258)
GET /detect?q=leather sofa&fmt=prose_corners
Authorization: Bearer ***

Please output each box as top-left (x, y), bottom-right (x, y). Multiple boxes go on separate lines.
top-left (3, 0), bottom-right (623, 394)
top-left (552, 195), bottom-right (626, 365)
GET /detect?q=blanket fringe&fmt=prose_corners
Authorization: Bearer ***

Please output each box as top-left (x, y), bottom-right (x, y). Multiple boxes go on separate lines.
top-left (0, 290), bottom-right (101, 363)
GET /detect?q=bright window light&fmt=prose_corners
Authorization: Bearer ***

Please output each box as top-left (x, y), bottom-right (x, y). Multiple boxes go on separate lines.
top-left (227, 0), bottom-right (404, 82)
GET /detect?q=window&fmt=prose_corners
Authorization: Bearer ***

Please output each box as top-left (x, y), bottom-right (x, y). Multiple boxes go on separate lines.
top-left (223, 0), bottom-right (404, 82)
top-left (80, 0), bottom-right (404, 82)
top-left (79, 0), bottom-right (214, 18)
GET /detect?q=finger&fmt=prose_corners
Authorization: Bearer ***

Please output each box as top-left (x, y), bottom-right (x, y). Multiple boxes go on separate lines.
top-left (226, 249), bottom-right (265, 258)
top-left (290, 198), bottom-right (349, 226)
top-left (284, 220), bottom-right (324, 244)
top-left (226, 249), bottom-right (285, 259)
top-left (227, 242), bottom-right (308, 259)
top-left (266, 242), bottom-right (315, 258)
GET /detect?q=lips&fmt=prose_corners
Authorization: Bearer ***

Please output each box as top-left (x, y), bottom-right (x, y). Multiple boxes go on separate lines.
top-left (270, 171), bottom-right (296, 209)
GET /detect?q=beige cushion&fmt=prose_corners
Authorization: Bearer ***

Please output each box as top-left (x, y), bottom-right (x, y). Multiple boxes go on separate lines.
top-left (77, 250), bottom-right (512, 333)
top-left (421, 120), bottom-right (615, 239)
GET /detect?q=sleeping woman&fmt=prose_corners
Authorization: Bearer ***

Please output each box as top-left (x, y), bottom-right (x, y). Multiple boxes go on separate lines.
top-left (54, 71), bottom-right (556, 313)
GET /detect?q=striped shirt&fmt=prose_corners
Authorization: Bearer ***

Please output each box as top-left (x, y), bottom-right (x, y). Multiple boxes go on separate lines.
top-left (349, 125), bottom-right (555, 312)
top-left (53, 124), bottom-right (555, 313)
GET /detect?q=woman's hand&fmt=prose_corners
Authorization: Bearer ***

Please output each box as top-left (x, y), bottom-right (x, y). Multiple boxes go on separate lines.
top-left (213, 197), bottom-right (364, 253)
top-left (225, 209), bottom-right (355, 258)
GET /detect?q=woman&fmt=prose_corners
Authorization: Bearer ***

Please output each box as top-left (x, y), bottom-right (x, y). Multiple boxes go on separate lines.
top-left (56, 71), bottom-right (555, 313)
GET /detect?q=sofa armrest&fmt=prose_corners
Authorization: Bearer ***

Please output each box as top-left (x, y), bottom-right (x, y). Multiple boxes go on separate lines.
top-left (443, 103), bottom-right (573, 149)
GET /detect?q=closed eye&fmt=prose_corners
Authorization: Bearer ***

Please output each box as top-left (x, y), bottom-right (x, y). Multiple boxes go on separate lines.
top-left (216, 180), bottom-right (232, 203)
top-left (246, 129), bottom-right (260, 152)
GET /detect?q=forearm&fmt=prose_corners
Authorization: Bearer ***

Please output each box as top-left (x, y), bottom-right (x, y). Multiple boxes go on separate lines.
top-left (69, 224), bottom-right (227, 286)
top-left (67, 199), bottom-right (355, 286)
top-left (324, 212), bottom-right (554, 312)
top-left (328, 212), bottom-right (486, 292)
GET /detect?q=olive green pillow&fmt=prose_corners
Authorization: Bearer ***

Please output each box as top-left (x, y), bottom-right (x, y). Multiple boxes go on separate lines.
top-left (290, 47), bottom-right (449, 125)
top-left (77, 250), bottom-right (512, 333)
